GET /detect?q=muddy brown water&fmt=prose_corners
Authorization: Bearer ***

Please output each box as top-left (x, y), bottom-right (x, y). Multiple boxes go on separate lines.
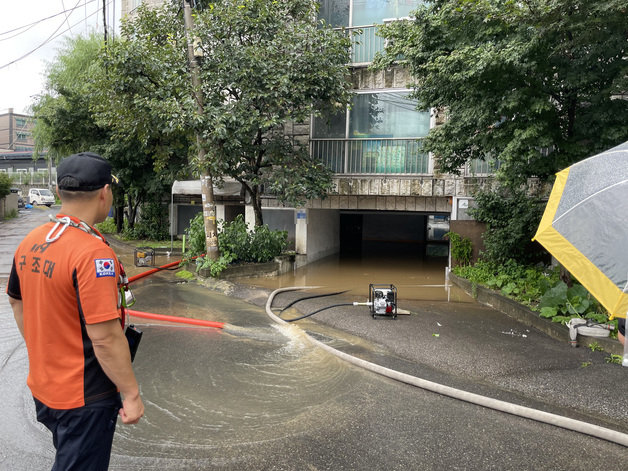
top-left (243, 252), bottom-right (473, 305)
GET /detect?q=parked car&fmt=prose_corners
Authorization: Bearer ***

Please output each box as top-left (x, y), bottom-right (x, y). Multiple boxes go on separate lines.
top-left (28, 188), bottom-right (55, 207)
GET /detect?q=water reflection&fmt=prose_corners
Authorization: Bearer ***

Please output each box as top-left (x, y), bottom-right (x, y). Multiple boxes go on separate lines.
top-left (245, 253), bottom-right (472, 303)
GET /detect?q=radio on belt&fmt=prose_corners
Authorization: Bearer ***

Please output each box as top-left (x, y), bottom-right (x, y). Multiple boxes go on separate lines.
top-left (368, 283), bottom-right (397, 319)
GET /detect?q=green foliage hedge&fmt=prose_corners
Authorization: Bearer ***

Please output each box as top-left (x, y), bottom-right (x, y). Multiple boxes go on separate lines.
top-left (185, 213), bottom-right (288, 276)
top-left (453, 260), bottom-right (613, 331)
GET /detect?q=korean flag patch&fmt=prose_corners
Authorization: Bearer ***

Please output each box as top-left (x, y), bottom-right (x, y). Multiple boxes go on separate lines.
top-left (95, 258), bottom-right (116, 278)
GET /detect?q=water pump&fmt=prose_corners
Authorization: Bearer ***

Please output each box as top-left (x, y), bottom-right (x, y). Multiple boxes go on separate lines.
top-left (368, 284), bottom-right (397, 319)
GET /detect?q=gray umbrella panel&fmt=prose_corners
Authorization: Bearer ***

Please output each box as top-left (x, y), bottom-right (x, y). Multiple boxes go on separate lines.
top-left (552, 142), bottom-right (628, 293)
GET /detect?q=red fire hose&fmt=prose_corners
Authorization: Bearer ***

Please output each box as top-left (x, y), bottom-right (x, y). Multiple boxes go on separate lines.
top-left (127, 260), bottom-right (185, 283)
top-left (126, 309), bottom-right (225, 329)
top-left (125, 256), bottom-right (223, 328)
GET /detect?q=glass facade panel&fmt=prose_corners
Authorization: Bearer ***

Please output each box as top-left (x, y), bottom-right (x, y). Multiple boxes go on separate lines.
top-left (318, 0), bottom-right (350, 27)
top-left (349, 92), bottom-right (429, 138)
top-left (352, 0), bottom-right (421, 26)
top-left (312, 109), bottom-right (347, 138)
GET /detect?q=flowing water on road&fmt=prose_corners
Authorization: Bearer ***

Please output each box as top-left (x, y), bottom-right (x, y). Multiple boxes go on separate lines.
top-left (2, 211), bottom-right (627, 469)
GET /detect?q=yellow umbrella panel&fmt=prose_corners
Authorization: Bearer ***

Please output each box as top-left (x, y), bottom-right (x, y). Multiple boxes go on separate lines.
top-left (533, 142), bottom-right (628, 319)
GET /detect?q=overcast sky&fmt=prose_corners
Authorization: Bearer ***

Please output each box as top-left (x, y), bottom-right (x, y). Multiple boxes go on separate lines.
top-left (0, 0), bottom-right (120, 115)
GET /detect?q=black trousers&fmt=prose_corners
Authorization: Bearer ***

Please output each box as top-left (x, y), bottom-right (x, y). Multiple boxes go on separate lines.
top-left (34, 394), bottom-right (122, 471)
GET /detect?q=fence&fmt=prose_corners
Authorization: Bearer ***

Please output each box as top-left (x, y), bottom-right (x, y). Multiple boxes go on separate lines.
top-left (0, 169), bottom-right (55, 186)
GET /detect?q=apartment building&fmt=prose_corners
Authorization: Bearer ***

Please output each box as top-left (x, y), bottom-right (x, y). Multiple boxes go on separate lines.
top-left (122, 0), bottom-right (484, 261)
top-left (0, 108), bottom-right (35, 152)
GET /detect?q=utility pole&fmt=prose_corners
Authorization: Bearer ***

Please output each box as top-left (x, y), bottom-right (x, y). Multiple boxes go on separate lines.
top-left (102, 0), bottom-right (107, 45)
top-left (182, 0), bottom-right (219, 259)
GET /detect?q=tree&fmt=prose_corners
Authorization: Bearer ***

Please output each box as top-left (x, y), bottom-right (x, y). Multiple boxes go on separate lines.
top-left (374, 0), bottom-right (628, 185)
top-left (32, 35), bottom-right (109, 162)
top-left (0, 173), bottom-right (12, 199)
top-left (98, 0), bottom-right (352, 227)
top-left (32, 34), bottom-right (187, 236)
top-left (373, 0), bottom-right (627, 265)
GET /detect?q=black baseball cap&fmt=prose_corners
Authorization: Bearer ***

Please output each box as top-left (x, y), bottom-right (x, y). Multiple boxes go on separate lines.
top-left (57, 152), bottom-right (118, 191)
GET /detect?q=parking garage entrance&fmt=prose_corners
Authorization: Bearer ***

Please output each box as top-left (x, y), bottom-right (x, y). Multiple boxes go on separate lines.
top-left (339, 211), bottom-right (449, 259)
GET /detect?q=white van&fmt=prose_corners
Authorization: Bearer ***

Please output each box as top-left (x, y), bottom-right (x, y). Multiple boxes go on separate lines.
top-left (28, 188), bottom-right (56, 207)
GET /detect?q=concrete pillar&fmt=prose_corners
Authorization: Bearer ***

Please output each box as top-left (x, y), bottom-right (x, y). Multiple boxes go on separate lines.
top-left (216, 204), bottom-right (225, 224)
top-left (245, 205), bottom-right (255, 230)
top-left (295, 208), bottom-right (307, 254)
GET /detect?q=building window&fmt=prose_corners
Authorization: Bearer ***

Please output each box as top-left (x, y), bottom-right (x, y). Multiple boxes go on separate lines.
top-left (318, 0), bottom-right (421, 27)
top-left (313, 91), bottom-right (429, 139)
top-left (16, 132), bottom-right (29, 141)
top-left (349, 92), bottom-right (429, 138)
top-left (319, 0), bottom-right (422, 64)
top-left (15, 117), bottom-right (27, 127)
top-left (312, 90), bottom-right (431, 174)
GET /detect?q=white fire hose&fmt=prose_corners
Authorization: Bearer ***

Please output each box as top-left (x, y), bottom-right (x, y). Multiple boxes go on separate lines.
top-left (266, 287), bottom-right (628, 447)
top-left (566, 318), bottom-right (613, 347)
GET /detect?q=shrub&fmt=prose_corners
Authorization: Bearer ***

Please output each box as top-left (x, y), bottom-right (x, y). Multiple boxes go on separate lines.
top-left (453, 259), bottom-right (610, 327)
top-left (445, 231), bottom-right (472, 266)
top-left (186, 212), bottom-right (208, 256)
top-left (469, 186), bottom-right (546, 265)
top-left (184, 213), bottom-right (288, 276)
top-left (123, 202), bottom-right (169, 241)
top-left (95, 217), bottom-right (117, 234)
top-left (0, 173), bottom-right (12, 199)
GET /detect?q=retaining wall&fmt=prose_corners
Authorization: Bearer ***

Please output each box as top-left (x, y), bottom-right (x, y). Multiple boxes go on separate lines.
top-left (449, 272), bottom-right (622, 355)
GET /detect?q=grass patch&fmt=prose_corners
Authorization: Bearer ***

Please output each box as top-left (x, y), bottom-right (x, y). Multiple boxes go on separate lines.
top-left (175, 270), bottom-right (196, 280)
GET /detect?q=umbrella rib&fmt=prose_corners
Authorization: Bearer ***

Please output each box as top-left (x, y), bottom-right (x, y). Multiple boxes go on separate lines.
top-left (552, 178), bottom-right (628, 225)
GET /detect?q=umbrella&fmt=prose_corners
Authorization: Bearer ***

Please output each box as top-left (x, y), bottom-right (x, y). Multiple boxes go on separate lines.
top-left (533, 140), bottom-right (628, 319)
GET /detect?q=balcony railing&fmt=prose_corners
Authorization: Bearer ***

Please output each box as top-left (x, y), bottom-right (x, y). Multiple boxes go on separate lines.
top-left (464, 158), bottom-right (500, 176)
top-left (312, 138), bottom-right (429, 175)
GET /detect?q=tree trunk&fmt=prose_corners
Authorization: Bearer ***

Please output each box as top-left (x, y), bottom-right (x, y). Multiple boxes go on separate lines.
top-left (114, 189), bottom-right (124, 233)
top-left (250, 185), bottom-right (263, 226)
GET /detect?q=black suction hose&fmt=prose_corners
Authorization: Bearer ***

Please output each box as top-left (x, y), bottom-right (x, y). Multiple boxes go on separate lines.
top-left (284, 303), bottom-right (355, 322)
top-left (279, 290), bottom-right (349, 313)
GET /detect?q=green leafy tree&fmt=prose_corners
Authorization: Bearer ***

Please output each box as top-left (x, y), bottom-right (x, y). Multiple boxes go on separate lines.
top-left (33, 34), bottom-right (186, 233)
top-left (98, 0), bottom-right (352, 226)
top-left (468, 186), bottom-right (546, 264)
top-left (32, 35), bottom-right (109, 161)
top-left (374, 0), bottom-right (627, 265)
top-left (374, 0), bottom-right (628, 184)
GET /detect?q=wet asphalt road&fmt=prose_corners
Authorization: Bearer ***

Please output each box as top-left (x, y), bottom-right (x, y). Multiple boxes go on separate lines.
top-left (1, 208), bottom-right (627, 470)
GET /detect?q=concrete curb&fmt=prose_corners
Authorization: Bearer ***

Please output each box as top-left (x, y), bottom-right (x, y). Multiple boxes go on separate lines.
top-left (449, 273), bottom-right (622, 355)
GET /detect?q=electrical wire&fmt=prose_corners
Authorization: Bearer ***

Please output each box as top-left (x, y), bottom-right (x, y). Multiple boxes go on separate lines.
top-left (0, 0), bottom-right (112, 71)
top-left (0, 0), bottom-right (96, 40)
top-left (60, 0), bottom-right (75, 36)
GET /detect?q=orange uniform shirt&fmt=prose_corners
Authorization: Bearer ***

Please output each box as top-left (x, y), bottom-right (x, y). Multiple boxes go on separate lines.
top-left (7, 217), bottom-right (122, 409)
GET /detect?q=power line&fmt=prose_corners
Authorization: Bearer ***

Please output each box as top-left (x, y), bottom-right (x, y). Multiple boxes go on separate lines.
top-left (0, 0), bottom-right (97, 40)
top-left (0, 0), bottom-right (111, 71)
top-left (60, 0), bottom-right (75, 36)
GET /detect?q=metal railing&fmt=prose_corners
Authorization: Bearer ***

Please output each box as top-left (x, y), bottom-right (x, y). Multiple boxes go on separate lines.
top-left (311, 138), bottom-right (429, 175)
top-left (0, 169), bottom-right (55, 186)
top-left (464, 158), bottom-right (500, 176)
